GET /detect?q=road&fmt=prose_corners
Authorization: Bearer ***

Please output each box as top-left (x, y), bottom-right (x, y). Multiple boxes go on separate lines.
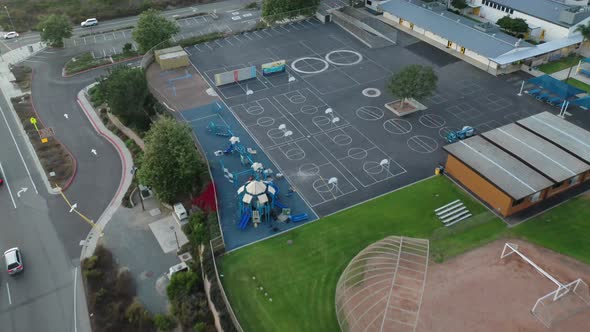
top-left (0, 0), bottom-right (261, 54)
top-left (0, 84), bottom-right (83, 331)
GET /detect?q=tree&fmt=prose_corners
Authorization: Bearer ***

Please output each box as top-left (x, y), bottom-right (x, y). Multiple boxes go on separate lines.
top-left (262, 0), bottom-right (320, 20)
top-left (153, 314), bottom-right (176, 332)
top-left (167, 271), bottom-right (201, 302)
top-left (451, 0), bottom-right (468, 10)
top-left (138, 118), bottom-right (205, 204)
top-left (37, 14), bottom-right (72, 47)
top-left (388, 65), bottom-right (438, 108)
top-left (96, 66), bottom-right (151, 130)
top-left (575, 22), bottom-right (590, 43)
top-left (132, 9), bottom-right (179, 53)
top-left (497, 15), bottom-right (529, 34)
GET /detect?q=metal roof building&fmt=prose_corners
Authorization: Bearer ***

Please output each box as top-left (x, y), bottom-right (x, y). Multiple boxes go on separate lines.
top-left (443, 112), bottom-right (590, 217)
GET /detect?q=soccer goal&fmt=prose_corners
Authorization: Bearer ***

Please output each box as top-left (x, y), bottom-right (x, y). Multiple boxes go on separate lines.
top-left (501, 243), bottom-right (590, 328)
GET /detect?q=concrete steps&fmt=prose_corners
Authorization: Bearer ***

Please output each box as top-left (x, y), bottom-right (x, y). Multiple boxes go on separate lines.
top-left (331, 10), bottom-right (394, 49)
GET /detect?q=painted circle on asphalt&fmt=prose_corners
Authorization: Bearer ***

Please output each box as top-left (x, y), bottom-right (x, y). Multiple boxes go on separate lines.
top-left (313, 178), bottom-right (336, 193)
top-left (325, 50), bottom-right (363, 66)
top-left (419, 114), bottom-right (446, 129)
top-left (362, 88), bottom-right (381, 98)
top-left (439, 126), bottom-right (458, 139)
top-left (247, 105), bottom-right (264, 115)
top-left (267, 128), bottom-right (287, 139)
top-left (356, 106), bottom-right (384, 121)
top-left (312, 115), bottom-right (332, 128)
top-left (257, 117), bottom-right (275, 127)
top-left (407, 135), bottom-right (438, 154)
top-left (383, 119), bottom-right (412, 135)
top-left (291, 57), bottom-right (330, 74)
top-left (289, 94), bottom-right (307, 104)
top-left (332, 134), bottom-right (352, 146)
top-left (363, 161), bottom-right (385, 175)
top-left (301, 105), bottom-right (318, 114)
top-left (348, 147), bottom-right (368, 160)
top-left (285, 148), bottom-right (305, 160)
top-left (299, 163), bottom-right (320, 176)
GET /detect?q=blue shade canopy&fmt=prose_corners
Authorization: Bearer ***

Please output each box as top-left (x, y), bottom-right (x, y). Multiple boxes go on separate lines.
top-left (528, 75), bottom-right (585, 99)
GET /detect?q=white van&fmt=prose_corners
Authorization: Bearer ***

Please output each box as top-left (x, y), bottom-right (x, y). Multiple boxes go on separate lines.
top-left (173, 203), bottom-right (188, 222)
top-left (81, 18), bottom-right (98, 27)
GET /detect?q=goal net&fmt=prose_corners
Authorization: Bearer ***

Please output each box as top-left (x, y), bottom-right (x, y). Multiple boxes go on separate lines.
top-left (501, 243), bottom-right (590, 328)
top-left (532, 278), bottom-right (590, 328)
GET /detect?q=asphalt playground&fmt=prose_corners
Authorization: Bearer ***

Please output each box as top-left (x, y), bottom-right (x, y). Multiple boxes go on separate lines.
top-left (181, 19), bottom-right (560, 248)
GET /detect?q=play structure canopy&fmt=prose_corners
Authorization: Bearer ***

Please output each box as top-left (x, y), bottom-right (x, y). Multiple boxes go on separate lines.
top-left (527, 75), bottom-right (585, 99)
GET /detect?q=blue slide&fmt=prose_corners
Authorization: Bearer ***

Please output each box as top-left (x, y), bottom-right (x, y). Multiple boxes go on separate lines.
top-left (291, 213), bottom-right (309, 223)
top-left (239, 210), bottom-right (251, 230)
top-left (274, 199), bottom-right (287, 209)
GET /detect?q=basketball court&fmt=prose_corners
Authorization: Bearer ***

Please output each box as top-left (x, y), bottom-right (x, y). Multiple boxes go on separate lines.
top-left (187, 19), bottom-right (559, 217)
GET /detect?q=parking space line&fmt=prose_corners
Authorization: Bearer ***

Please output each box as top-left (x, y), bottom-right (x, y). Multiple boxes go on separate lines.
top-left (192, 17), bottom-right (199, 24)
top-left (205, 42), bottom-right (213, 50)
top-left (103, 34), bottom-right (107, 40)
top-left (262, 29), bottom-right (272, 36)
top-left (224, 24), bottom-right (233, 32)
top-left (243, 32), bottom-right (253, 40)
top-left (0, 162), bottom-right (16, 209)
top-left (289, 23), bottom-right (300, 30)
top-left (112, 32), bottom-right (116, 40)
top-left (214, 40), bottom-right (224, 47)
top-left (233, 35), bottom-right (241, 42)
top-left (73, 39), bottom-right (77, 46)
top-left (179, 33), bottom-right (186, 40)
top-left (253, 31), bottom-right (264, 38)
top-left (103, 49), bottom-right (106, 57)
top-left (201, 16), bottom-right (208, 23)
top-left (279, 25), bottom-right (290, 32)
top-left (93, 35), bottom-right (97, 43)
top-left (6, 283), bottom-right (12, 304)
top-left (112, 47), bottom-right (116, 54)
top-left (172, 36), bottom-right (177, 42)
top-left (194, 44), bottom-right (202, 52)
top-left (225, 38), bottom-right (233, 45)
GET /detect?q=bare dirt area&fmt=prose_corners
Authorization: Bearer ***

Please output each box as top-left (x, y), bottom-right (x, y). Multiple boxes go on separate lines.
top-left (146, 63), bottom-right (217, 112)
top-left (417, 239), bottom-right (590, 332)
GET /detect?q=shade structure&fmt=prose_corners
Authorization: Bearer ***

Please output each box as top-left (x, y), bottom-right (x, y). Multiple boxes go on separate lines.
top-left (527, 75), bottom-right (584, 99)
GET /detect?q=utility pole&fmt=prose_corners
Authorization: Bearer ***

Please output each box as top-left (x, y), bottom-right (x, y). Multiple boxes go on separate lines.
top-left (131, 166), bottom-right (145, 211)
top-left (4, 6), bottom-right (15, 33)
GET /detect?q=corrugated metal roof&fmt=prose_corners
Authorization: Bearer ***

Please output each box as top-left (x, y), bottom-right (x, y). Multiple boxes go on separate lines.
top-left (482, 123), bottom-right (590, 183)
top-left (517, 111), bottom-right (590, 163)
top-left (381, 0), bottom-right (523, 58)
top-left (444, 136), bottom-right (552, 200)
top-left (491, 34), bottom-right (583, 65)
top-left (489, 0), bottom-right (577, 27)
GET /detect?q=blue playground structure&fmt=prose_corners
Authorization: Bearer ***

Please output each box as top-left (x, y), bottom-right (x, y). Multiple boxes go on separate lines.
top-left (445, 126), bottom-right (475, 143)
top-left (207, 122), bottom-right (232, 137)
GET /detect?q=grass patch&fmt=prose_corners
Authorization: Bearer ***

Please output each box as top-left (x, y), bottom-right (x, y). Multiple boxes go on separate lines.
top-left (219, 177), bottom-right (505, 332)
top-left (564, 78), bottom-right (590, 93)
top-left (173, 12), bottom-right (208, 20)
top-left (537, 55), bottom-right (583, 74)
top-left (244, 2), bottom-right (259, 9)
top-left (219, 176), bottom-right (590, 332)
top-left (111, 51), bottom-right (140, 63)
top-left (178, 32), bottom-right (225, 48)
top-left (64, 53), bottom-right (110, 75)
top-left (509, 194), bottom-right (590, 265)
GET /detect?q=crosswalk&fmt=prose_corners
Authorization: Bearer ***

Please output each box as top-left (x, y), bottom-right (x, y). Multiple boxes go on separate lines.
top-left (185, 18), bottom-right (320, 54)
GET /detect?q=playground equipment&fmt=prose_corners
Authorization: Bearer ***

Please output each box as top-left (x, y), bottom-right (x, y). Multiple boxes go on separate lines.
top-left (207, 121), bottom-right (232, 137)
top-left (290, 213), bottom-right (309, 223)
top-left (223, 136), bottom-right (254, 166)
top-left (445, 126), bottom-right (475, 143)
top-left (237, 179), bottom-right (280, 229)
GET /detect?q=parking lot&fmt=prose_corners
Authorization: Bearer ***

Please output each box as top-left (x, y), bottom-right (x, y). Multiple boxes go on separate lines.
top-left (187, 19), bottom-right (558, 217)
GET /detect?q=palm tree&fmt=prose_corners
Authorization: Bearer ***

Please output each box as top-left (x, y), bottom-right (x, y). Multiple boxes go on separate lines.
top-left (575, 22), bottom-right (590, 44)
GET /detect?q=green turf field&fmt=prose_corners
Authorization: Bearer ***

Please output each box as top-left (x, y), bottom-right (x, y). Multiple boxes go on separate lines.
top-left (219, 177), bottom-right (590, 332)
top-left (218, 177), bottom-right (505, 332)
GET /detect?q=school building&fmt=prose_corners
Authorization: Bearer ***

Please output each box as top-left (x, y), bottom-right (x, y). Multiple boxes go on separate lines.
top-left (443, 112), bottom-right (590, 218)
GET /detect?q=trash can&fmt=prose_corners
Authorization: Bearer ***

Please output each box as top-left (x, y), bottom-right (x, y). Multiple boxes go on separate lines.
top-left (27, 45), bottom-right (33, 53)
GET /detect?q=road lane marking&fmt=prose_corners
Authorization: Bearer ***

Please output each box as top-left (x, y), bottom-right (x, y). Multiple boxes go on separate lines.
top-left (0, 103), bottom-right (38, 194)
top-left (73, 267), bottom-right (78, 332)
top-left (0, 162), bottom-right (16, 208)
top-left (6, 283), bottom-right (12, 305)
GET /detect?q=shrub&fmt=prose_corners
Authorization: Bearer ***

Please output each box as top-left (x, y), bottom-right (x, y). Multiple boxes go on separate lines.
top-left (154, 314), bottom-right (176, 331)
top-left (167, 270), bottom-right (201, 302)
top-left (123, 42), bottom-right (133, 54)
top-left (194, 322), bottom-right (207, 332)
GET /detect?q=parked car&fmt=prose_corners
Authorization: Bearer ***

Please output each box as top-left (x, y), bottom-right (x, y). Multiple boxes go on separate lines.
top-left (4, 248), bottom-right (23, 275)
top-left (80, 18), bottom-right (98, 27)
top-left (3, 32), bottom-right (19, 39)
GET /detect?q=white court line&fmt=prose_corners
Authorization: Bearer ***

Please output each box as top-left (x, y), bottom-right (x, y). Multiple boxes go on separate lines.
top-left (0, 100), bottom-right (38, 194)
top-left (6, 283), bottom-right (11, 305)
top-left (0, 162), bottom-right (16, 208)
top-left (73, 267), bottom-right (78, 332)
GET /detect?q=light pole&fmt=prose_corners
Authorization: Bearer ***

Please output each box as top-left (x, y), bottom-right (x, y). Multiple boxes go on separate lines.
top-left (131, 166), bottom-right (145, 211)
top-left (4, 6), bottom-right (15, 33)
top-left (170, 225), bottom-right (180, 250)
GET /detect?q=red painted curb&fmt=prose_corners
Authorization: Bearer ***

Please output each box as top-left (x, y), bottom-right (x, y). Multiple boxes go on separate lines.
top-left (30, 69), bottom-right (78, 191)
top-left (62, 55), bottom-right (143, 78)
top-left (76, 98), bottom-right (127, 208)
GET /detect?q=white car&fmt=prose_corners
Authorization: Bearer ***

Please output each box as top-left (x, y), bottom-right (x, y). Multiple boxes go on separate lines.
top-left (3, 31), bottom-right (19, 39)
top-left (4, 247), bottom-right (24, 275)
top-left (81, 18), bottom-right (98, 27)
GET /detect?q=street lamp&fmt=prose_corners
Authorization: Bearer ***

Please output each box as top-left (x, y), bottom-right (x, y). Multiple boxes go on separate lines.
top-left (170, 225), bottom-right (180, 250)
top-left (4, 6), bottom-right (15, 33)
top-left (131, 166), bottom-right (145, 211)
